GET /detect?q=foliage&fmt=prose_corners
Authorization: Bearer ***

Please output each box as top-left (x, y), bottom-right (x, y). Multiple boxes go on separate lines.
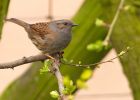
top-left (50, 91), bottom-right (59, 99)
top-left (40, 60), bottom-right (52, 74)
top-left (87, 40), bottom-right (105, 52)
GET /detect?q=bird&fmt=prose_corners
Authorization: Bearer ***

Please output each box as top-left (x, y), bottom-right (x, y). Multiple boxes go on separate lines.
top-left (5, 18), bottom-right (78, 59)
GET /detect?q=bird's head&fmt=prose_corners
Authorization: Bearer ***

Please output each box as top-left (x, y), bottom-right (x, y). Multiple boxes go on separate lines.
top-left (48, 19), bottom-right (78, 33)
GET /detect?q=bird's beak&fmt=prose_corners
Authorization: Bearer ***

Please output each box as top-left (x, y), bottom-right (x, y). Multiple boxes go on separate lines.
top-left (72, 24), bottom-right (78, 27)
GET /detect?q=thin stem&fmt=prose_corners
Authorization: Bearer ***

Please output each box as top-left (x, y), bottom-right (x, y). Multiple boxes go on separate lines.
top-left (62, 47), bottom-right (130, 68)
top-left (104, 0), bottom-right (125, 45)
top-left (51, 56), bottom-right (64, 100)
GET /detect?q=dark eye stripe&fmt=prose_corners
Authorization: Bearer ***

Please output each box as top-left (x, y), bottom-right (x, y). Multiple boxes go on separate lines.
top-left (64, 22), bottom-right (68, 25)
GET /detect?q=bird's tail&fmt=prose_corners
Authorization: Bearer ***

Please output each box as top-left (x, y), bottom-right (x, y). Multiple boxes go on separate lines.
top-left (5, 18), bottom-right (30, 29)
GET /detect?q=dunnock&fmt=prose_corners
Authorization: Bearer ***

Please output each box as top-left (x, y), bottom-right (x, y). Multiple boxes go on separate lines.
top-left (5, 18), bottom-right (77, 58)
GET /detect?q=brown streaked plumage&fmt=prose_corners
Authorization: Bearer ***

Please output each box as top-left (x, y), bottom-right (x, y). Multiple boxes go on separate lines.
top-left (5, 18), bottom-right (77, 55)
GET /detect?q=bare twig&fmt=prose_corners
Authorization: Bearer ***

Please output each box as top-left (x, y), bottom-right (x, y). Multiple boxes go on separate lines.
top-left (62, 47), bottom-right (130, 68)
top-left (0, 54), bottom-right (48, 69)
top-left (104, 0), bottom-right (125, 45)
top-left (51, 55), bottom-right (64, 100)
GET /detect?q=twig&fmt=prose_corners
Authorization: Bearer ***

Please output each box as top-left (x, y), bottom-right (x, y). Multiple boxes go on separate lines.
top-left (62, 47), bottom-right (130, 68)
top-left (51, 55), bottom-right (64, 100)
top-left (47, 0), bottom-right (53, 21)
top-left (0, 54), bottom-right (48, 69)
top-left (104, 0), bottom-right (125, 45)
top-left (0, 53), bottom-right (65, 99)
top-left (0, 46), bottom-right (130, 69)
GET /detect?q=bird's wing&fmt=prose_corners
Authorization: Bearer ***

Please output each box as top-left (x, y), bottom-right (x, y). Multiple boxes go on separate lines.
top-left (30, 22), bottom-right (52, 39)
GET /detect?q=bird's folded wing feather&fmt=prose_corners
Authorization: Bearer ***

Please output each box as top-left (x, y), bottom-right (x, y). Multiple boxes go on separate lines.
top-left (30, 23), bottom-right (52, 39)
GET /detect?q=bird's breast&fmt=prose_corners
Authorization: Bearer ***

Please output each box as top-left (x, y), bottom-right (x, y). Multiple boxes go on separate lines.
top-left (45, 32), bottom-right (71, 53)
top-left (55, 32), bottom-right (71, 49)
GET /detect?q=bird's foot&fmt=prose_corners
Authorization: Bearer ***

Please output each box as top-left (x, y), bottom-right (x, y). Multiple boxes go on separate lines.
top-left (57, 51), bottom-right (64, 58)
top-left (45, 54), bottom-right (55, 60)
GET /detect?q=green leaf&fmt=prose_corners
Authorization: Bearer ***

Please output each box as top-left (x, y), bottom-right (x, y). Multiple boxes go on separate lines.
top-left (95, 18), bottom-right (105, 27)
top-left (63, 76), bottom-right (71, 86)
top-left (76, 79), bottom-right (87, 89)
top-left (80, 69), bottom-right (92, 81)
top-left (63, 76), bottom-right (76, 94)
top-left (68, 95), bottom-right (74, 100)
top-left (50, 90), bottom-right (59, 99)
top-left (63, 86), bottom-right (76, 95)
top-left (87, 40), bottom-right (104, 52)
top-left (40, 59), bottom-right (52, 74)
top-left (123, 5), bottom-right (131, 11)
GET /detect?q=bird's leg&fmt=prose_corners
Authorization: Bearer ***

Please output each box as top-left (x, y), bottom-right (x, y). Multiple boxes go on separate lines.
top-left (43, 51), bottom-right (64, 60)
top-left (44, 53), bottom-right (55, 60)
top-left (57, 51), bottom-right (64, 58)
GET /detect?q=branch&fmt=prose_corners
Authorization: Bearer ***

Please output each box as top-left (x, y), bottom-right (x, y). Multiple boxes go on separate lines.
top-left (62, 47), bottom-right (130, 68)
top-left (51, 55), bottom-right (64, 100)
top-left (0, 54), bottom-right (48, 69)
top-left (104, 0), bottom-right (125, 45)
top-left (0, 53), bottom-right (65, 99)
top-left (0, 46), bottom-right (130, 70)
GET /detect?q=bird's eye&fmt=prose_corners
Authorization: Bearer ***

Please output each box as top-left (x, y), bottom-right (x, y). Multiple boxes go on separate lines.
top-left (64, 22), bottom-right (68, 25)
